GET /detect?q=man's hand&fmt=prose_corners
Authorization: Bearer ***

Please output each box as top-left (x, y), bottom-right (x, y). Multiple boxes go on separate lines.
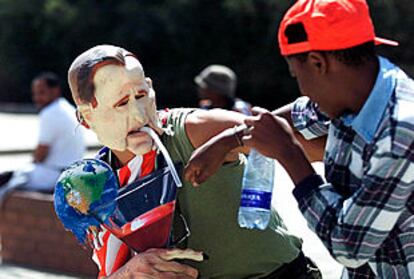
top-left (33, 144), bottom-right (49, 163)
top-left (184, 134), bottom-right (229, 186)
top-left (242, 107), bottom-right (299, 161)
top-left (243, 107), bottom-right (315, 184)
top-left (183, 109), bottom-right (249, 186)
top-left (108, 248), bottom-right (203, 279)
top-left (184, 123), bottom-right (249, 186)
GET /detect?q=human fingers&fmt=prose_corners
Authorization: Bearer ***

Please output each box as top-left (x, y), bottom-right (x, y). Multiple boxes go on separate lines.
top-left (244, 111), bottom-right (273, 130)
top-left (127, 274), bottom-right (155, 279)
top-left (251, 106), bottom-right (269, 116)
top-left (183, 163), bottom-right (195, 183)
top-left (154, 261), bottom-right (199, 278)
top-left (241, 134), bottom-right (254, 148)
top-left (125, 272), bottom-right (193, 279)
top-left (244, 118), bottom-right (255, 130)
top-left (160, 272), bottom-right (198, 279)
top-left (183, 163), bottom-right (200, 187)
top-left (193, 168), bottom-right (211, 185)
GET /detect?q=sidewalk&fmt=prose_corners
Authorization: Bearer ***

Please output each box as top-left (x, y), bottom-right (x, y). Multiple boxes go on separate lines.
top-left (0, 263), bottom-right (83, 279)
top-left (273, 162), bottom-right (343, 278)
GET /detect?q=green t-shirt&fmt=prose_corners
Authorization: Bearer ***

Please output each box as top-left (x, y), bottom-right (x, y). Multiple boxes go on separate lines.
top-left (162, 109), bottom-right (302, 279)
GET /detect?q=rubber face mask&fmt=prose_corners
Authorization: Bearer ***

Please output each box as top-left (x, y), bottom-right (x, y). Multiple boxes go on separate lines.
top-left (79, 57), bottom-right (161, 155)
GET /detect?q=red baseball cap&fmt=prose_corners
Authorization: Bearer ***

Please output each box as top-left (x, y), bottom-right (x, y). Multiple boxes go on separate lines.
top-left (278, 0), bottom-right (398, 56)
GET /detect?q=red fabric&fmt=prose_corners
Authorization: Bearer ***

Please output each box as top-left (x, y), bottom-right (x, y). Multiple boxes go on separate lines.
top-left (95, 231), bottom-right (130, 278)
top-left (161, 108), bottom-right (170, 126)
top-left (118, 165), bottom-right (132, 187)
top-left (278, 0), bottom-right (398, 56)
top-left (140, 150), bottom-right (157, 178)
top-left (94, 150), bottom-right (157, 278)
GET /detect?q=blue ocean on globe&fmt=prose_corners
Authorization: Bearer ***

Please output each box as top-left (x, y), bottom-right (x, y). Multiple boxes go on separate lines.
top-left (54, 159), bottom-right (119, 244)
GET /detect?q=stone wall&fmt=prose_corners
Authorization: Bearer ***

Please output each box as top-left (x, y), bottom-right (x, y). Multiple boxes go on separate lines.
top-left (0, 191), bottom-right (98, 277)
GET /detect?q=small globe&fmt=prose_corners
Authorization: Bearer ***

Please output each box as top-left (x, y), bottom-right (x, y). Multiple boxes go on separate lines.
top-left (54, 159), bottom-right (118, 244)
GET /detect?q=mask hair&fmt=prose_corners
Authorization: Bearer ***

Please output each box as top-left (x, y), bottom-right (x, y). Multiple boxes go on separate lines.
top-left (69, 45), bottom-right (135, 105)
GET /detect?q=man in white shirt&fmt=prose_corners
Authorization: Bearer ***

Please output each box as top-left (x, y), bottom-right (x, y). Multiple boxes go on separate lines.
top-left (0, 72), bottom-right (85, 197)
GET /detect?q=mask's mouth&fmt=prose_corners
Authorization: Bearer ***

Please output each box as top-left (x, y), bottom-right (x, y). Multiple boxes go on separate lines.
top-left (140, 126), bottom-right (182, 187)
top-left (127, 125), bottom-right (149, 136)
top-left (127, 130), bottom-right (145, 136)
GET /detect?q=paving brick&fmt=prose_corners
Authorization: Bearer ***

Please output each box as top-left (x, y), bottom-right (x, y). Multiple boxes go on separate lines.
top-left (0, 191), bottom-right (97, 277)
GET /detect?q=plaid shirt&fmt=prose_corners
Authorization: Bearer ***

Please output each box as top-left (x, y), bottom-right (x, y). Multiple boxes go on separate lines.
top-left (291, 57), bottom-right (414, 278)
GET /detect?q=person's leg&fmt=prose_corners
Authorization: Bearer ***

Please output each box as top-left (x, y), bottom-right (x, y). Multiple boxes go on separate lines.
top-left (0, 165), bottom-right (38, 206)
top-left (0, 171), bottom-right (13, 187)
top-left (25, 165), bottom-right (60, 192)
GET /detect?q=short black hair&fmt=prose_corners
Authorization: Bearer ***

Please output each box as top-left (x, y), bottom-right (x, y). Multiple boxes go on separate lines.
top-left (33, 72), bottom-right (61, 88)
top-left (284, 22), bottom-right (376, 67)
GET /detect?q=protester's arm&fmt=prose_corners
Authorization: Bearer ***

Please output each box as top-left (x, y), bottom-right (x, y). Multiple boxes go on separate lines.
top-left (184, 99), bottom-right (326, 186)
top-left (243, 104), bottom-right (414, 268)
top-left (105, 248), bottom-right (202, 279)
top-left (184, 109), bottom-right (249, 186)
top-left (33, 144), bottom-right (49, 163)
top-left (243, 110), bottom-right (315, 184)
top-left (36, 110), bottom-right (57, 163)
top-left (185, 108), bottom-right (248, 152)
top-left (291, 150), bottom-right (414, 268)
top-left (272, 103), bottom-right (326, 162)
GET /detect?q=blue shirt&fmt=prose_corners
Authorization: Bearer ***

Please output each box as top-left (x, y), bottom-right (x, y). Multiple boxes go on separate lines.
top-left (292, 56), bottom-right (414, 278)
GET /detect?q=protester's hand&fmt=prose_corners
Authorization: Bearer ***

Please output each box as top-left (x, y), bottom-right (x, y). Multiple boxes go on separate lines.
top-left (243, 107), bottom-right (315, 184)
top-left (242, 107), bottom-right (301, 162)
top-left (184, 137), bottom-right (228, 186)
top-left (108, 248), bottom-right (203, 279)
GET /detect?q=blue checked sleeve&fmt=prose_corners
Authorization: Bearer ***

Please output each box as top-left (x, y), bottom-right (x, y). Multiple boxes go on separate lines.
top-left (293, 142), bottom-right (414, 268)
top-left (291, 96), bottom-right (330, 140)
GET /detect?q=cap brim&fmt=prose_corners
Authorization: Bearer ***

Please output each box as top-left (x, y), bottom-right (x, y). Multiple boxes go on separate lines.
top-left (194, 76), bottom-right (207, 89)
top-left (374, 37), bottom-right (399, 47)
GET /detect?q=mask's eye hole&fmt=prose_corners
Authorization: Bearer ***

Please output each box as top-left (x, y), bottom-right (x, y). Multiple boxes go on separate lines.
top-left (114, 89), bottom-right (147, 108)
top-left (135, 90), bottom-right (147, 100)
top-left (114, 98), bottom-right (128, 108)
top-left (114, 96), bottom-right (129, 108)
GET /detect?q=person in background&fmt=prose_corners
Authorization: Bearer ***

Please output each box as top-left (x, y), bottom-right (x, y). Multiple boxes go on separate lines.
top-left (194, 64), bottom-right (251, 115)
top-left (0, 72), bottom-right (85, 199)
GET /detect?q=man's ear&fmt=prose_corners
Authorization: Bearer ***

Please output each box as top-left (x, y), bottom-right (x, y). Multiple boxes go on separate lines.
top-left (145, 77), bottom-right (153, 88)
top-left (308, 52), bottom-right (328, 75)
top-left (76, 109), bottom-right (90, 129)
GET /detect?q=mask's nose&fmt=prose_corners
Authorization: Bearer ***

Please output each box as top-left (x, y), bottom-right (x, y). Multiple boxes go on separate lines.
top-left (128, 94), bottom-right (145, 125)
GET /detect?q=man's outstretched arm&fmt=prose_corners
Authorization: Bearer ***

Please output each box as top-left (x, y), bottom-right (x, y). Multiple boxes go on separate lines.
top-left (184, 104), bottom-right (326, 186)
top-left (183, 109), bottom-right (249, 186)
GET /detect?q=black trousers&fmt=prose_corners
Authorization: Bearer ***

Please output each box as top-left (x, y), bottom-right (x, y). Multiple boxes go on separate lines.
top-left (261, 252), bottom-right (322, 279)
top-left (0, 171), bottom-right (13, 187)
top-left (0, 171), bottom-right (53, 194)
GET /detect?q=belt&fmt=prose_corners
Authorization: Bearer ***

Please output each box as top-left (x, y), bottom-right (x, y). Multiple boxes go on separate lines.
top-left (260, 252), bottom-right (321, 279)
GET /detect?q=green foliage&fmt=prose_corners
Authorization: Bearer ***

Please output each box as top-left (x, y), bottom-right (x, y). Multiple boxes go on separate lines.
top-left (0, 0), bottom-right (412, 109)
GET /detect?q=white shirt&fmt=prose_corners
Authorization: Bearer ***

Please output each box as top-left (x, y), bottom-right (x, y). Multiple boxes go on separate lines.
top-left (29, 98), bottom-right (86, 190)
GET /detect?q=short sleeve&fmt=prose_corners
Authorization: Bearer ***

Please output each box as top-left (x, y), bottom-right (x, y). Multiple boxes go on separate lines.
top-left (291, 96), bottom-right (330, 140)
top-left (38, 110), bottom-right (59, 145)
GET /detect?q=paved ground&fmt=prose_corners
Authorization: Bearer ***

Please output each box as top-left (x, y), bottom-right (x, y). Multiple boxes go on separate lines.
top-left (0, 112), bottom-right (343, 278)
top-left (0, 264), bottom-right (82, 279)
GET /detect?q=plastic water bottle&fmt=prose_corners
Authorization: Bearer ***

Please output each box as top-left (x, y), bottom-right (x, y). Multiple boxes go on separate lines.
top-left (238, 149), bottom-right (275, 230)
